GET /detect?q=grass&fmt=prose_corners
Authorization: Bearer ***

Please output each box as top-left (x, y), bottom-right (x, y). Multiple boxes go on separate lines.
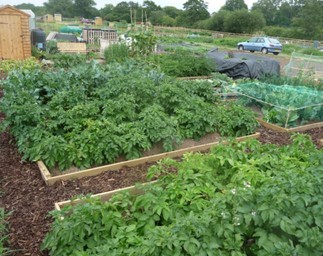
top-left (0, 208), bottom-right (10, 255)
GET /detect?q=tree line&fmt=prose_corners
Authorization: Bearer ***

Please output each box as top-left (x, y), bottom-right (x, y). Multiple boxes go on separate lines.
top-left (15, 0), bottom-right (323, 40)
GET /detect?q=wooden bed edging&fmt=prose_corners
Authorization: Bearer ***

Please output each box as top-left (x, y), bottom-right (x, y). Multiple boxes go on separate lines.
top-left (256, 118), bottom-right (323, 133)
top-left (38, 133), bottom-right (260, 186)
top-left (177, 76), bottom-right (211, 80)
top-left (55, 181), bottom-right (156, 211)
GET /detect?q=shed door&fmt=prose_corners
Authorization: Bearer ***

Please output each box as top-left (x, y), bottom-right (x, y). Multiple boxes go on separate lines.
top-left (0, 14), bottom-right (24, 60)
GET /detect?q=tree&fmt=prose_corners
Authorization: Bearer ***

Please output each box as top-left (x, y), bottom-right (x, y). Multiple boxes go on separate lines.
top-left (100, 4), bottom-right (114, 20)
top-left (221, 0), bottom-right (248, 11)
top-left (14, 3), bottom-right (46, 16)
top-left (275, 2), bottom-right (294, 26)
top-left (178, 0), bottom-right (210, 27)
top-left (292, 0), bottom-right (323, 39)
top-left (224, 9), bottom-right (266, 33)
top-left (111, 1), bottom-right (132, 22)
top-left (73, 0), bottom-right (97, 18)
top-left (251, 0), bottom-right (281, 25)
top-left (163, 6), bottom-right (182, 19)
top-left (44, 0), bottom-right (74, 18)
top-left (204, 10), bottom-right (231, 31)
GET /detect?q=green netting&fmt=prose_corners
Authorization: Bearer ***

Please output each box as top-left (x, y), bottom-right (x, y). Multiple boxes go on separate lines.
top-left (284, 52), bottom-right (323, 80)
top-left (228, 82), bottom-right (323, 128)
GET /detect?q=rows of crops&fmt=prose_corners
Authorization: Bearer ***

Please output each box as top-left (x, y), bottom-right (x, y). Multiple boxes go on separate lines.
top-left (0, 60), bottom-right (257, 171)
top-left (43, 135), bottom-right (323, 255)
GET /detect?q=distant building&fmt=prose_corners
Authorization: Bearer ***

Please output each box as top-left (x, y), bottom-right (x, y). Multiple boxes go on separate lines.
top-left (54, 13), bottom-right (62, 22)
top-left (43, 14), bottom-right (54, 23)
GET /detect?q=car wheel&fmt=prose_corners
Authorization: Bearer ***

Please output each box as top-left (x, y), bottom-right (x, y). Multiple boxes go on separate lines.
top-left (261, 48), bottom-right (268, 54)
top-left (273, 52), bottom-right (279, 55)
top-left (238, 45), bottom-right (244, 51)
top-left (250, 50), bottom-right (255, 53)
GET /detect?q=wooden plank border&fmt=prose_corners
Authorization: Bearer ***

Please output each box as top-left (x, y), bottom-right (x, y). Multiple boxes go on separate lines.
top-left (177, 76), bottom-right (211, 80)
top-left (38, 133), bottom-right (260, 186)
top-left (256, 118), bottom-right (323, 133)
top-left (256, 118), bottom-right (289, 132)
top-left (55, 181), bottom-right (156, 211)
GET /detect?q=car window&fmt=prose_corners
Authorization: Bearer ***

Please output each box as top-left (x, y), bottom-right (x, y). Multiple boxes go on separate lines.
top-left (257, 38), bottom-right (265, 43)
top-left (269, 38), bottom-right (280, 44)
top-left (249, 37), bottom-right (258, 43)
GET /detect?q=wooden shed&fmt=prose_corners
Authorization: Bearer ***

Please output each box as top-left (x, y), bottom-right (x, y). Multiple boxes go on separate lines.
top-left (43, 14), bottom-right (54, 23)
top-left (0, 5), bottom-right (31, 60)
top-left (95, 17), bottom-right (102, 26)
top-left (54, 13), bottom-right (62, 23)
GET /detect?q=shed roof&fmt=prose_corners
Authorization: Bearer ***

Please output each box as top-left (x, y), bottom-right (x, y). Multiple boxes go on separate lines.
top-left (20, 9), bottom-right (35, 18)
top-left (0, 5), bottom-right (30, 16)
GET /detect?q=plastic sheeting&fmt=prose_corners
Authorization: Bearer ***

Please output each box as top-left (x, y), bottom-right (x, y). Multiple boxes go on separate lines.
top-left (207, 48), bottom-right (280, 79)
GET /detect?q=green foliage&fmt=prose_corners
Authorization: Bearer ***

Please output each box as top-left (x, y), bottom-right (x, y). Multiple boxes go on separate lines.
top-left (42, 135), bottom-right (323, 256)
top-left (45, 40), bottom-right (59, 54)
top-left (130, 32), bottom-right (157, 57)
top-left (223, 9), bottom-right (266, 34)
top-left (214, 37), bottom-right (249, 48)
top-left (0, 208), bottom-right (10, 256)
top-left (104, 43), bottom-right (130, 63)
top-left (177, 0), bottom-right (210, 27)
top-left (221, 0), bottom-right (248, 11)
top-left (146, 49), bottom-right (214, 77)
top-left (48, 53), bottom-right (88, 68)
top-left (0, 57), bottom-right (41, 73)
top-left (235, 82), bottom-right (323, 127)
top-left (0, 61), bottom-right (257, 171)
top-left (258, 74), bottom-right (323, 90)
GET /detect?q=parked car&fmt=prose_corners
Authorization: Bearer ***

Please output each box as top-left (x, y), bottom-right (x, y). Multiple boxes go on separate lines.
top-left (237, 37), bottom-right (282, 55)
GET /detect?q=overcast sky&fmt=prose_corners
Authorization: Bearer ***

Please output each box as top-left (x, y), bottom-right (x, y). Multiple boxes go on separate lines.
top-left (5, 0), bottom-right (258, 13)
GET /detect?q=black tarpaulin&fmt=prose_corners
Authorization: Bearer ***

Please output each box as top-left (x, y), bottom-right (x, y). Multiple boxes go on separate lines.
top-left (207, 48), bottom-right (280, 79)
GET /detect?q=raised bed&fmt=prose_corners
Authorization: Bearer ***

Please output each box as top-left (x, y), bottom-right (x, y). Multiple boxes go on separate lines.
top-left (256, 118), bottom-right (323, 133)
top-left (39, 133), bottom-right (260, 186)
top-left (55, 182), bottom-right (154, 211)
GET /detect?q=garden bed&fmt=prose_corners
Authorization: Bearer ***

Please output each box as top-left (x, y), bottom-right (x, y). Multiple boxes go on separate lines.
top-left (231, 82), bottom-right (323, 130)
top-left (38, 133), bottom-right (260, 185)
top-left (44, 131), bottom-right (323, 256)
top-left (1, 125), bottom-right (322, 256)
top-left (256, 118), bottom-right (323, 132)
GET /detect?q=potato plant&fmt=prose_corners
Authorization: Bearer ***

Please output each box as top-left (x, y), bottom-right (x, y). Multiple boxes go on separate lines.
top-left (42, 134), bottom-right (323, 255)
top-left (0, 61), bottom-right (257, 171)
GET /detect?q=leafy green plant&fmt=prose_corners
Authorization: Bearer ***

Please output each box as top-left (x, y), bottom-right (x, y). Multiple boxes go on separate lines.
top-left (130, 32), bottom-right (157, 57)
top-left (49, 53), bottom-right (88, 69)
top-left (234, 82), bottom-right (323, 127)
top-left (0, 208), bottom-right (10, 256)
top-left (42, 135), bottom-right (323, 256)
top-left (259, 73), bottom-right (323, 90)
top-left (104, 43), bottom-right (130, 63)
top-left (0, 61), bottom-right (257, 171)
top-left (0, 57), bottom-right (41, 73)
top-left (45, 40), bottom-right (59, 54)
top-left (145, 49), bottom-right (215, 77)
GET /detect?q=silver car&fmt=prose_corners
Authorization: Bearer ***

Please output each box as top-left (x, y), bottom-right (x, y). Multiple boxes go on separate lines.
top-left (237, 37), bottom-right (282, 55)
